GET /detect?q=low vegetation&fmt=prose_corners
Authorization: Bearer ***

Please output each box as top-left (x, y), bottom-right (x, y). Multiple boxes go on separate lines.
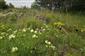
top-left (0, 8), bottom-right (85, 56)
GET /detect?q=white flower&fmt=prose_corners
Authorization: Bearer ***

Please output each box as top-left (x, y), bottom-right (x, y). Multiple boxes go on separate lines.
top-left (50, 45), bottom-right (56, 50)
top-left (9, 34), bottom-right (15, 40)
top-left (47, 42), bottom-right (51, 45)
top-left (32, 34), bottom-right (38, 38)
top-left (22, 28), bottom-right (26, 32)
top-left (13, 30), bottom-right (17, 34)
top-left (0, 36), bottom-right (3, 39)
top-left (11, 47), bottom-right (18, 52)
top-left (30, 29), bottom-right (34, 33)
top-left (34, 31), bottom-right (37, 34)
top-left (45, 40), bottom-right (51, 45)
top-left (7, 28), bottom-right (12, 31)
top-left (42, 29), bottom-right (46, 31)
top-left (45, 40), bottom-right (48, 44)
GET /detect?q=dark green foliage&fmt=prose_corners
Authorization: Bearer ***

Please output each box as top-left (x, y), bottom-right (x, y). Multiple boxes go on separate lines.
top-left (31, 2), bottom-right (41, 9)
top-left (0, 0), bottom-right (8, 9)
top-left (33, 0), bottom-right (85, 11)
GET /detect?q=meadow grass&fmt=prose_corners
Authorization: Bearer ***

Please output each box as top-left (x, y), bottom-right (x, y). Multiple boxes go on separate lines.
top-left (0, 9), bottom-right (85, 56)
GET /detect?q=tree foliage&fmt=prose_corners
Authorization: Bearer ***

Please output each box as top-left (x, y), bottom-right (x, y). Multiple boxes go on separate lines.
top-left (32, 0), bottom-right (85, 11)
top-left (0, 0), bottom-right (8, 9)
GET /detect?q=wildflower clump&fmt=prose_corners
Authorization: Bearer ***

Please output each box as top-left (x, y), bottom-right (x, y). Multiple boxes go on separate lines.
top-left (11, 47), bottom-right (18, 52)
top-left (32, 34), bottom-right (38, 38)
top-left (45, 40), bottom-right (51, 45)
top-left (30, 28), bottom-right (39, 34)
top-left (8, 34), bottom-right (16, 40)
top-left (45, 40), bottom-right (56, 50)
top-left (54, 22), bottom-right (65, 27)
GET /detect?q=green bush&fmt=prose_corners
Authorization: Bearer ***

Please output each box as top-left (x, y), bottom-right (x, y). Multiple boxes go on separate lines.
top-left (0, 0), bottom-right (8, 9)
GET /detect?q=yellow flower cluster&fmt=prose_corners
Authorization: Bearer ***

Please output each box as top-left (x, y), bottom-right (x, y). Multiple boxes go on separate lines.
top-left (54, 22), bottom-right (65, 27)
top-left (81, 28), bottom-right (85, 32)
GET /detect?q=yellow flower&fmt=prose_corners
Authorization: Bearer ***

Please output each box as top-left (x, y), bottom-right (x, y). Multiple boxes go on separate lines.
top-left (54, 22), bottom-right (64, 26)
top-left (81, 29), bottom-right (84, 32)
top-left (81, 28), bottom-right (85, 32)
